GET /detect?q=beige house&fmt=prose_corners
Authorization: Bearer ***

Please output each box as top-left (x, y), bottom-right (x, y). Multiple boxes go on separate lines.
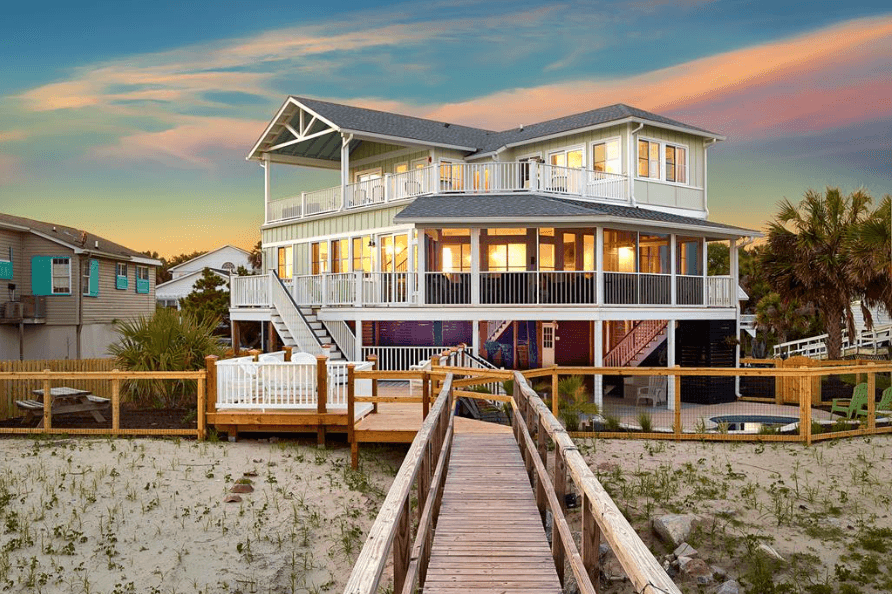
top-left (0, 213), bottom-right (160, 360)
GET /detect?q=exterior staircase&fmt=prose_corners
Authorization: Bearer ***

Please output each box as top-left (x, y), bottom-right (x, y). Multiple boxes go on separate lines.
top-left (267, 272), bottom-right (346, 362)
top-left (604, 320), bottom-right (668, 367)
top-left (484, 319), bottom-right (512, 344)
top-left (269, 307), bottom-right (345, 362)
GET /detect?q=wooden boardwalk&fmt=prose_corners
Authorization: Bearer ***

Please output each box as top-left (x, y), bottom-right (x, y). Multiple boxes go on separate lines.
top-left (423, 430), bottom-right (562, 594)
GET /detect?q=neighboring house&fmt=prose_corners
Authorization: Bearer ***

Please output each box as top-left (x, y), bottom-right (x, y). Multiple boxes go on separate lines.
top-left (0, 212), bottom-right (161, 360)
top-left (156, 246), bottom-right (255, 308)
top-left (230, 96), bottom-right (761, 406)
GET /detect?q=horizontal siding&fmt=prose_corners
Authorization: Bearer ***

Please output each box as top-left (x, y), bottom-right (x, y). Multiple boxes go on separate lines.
top-left (263, 205), bottom-right (405, 245)
top-left (21, 235), bottom-right (78, 325)
top-left (81, 257), bottom-right (156, 324)
top-left (0, 228), bottom-right (25, 296)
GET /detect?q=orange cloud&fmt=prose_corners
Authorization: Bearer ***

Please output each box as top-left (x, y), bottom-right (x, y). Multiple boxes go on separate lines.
top-left (0, 130), bottom-right (27, 143)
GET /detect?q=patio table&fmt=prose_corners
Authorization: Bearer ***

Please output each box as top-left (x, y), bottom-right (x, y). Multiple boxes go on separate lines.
top-left (17, 387), bottom-right (110, 427)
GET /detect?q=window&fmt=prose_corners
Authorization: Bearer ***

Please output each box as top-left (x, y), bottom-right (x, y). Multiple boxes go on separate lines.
top-left (440, 161), bottom-right (464, 191)
top-left (676, 237), bottom-right (703, 275)
top-left (135, 265), bottom-right (150, 294)
top-left (665, 144), bottom-right (687, 184)
top-left (379, 234), bottom-right (408, 272)
top-left (82, 259), bottom-right (99, 297)
top-left (52, 257), bottom-right (71, 294)
top-left (603, 230), bottom-right (637, 272)
top-left (394, 162), bottom-right (408, 174)
top-left (331, 239), bottom-right (349, 273)
top-left (592, 139), bottom-right (621, 174)
top-left (352, 237), bottom-right (372, 273)
top-left (311, 241), bottom-right (328, 275)
top-left (425, 229), bottom-right (471, 273)
top-left (638, 140), bottom-right (660, 179)
top-left (411, 157), bottom-right (428, 170)
top-left (549, 148), bottom-right (583, 169)
top-left (481, 229), bottom-right (528, 272)
top-left (638, 234), bottom-right (670, 274)
top-left (115, 263), bottom-right (128, 290)
top-left (277, 246), bottom-right (293, 279)
top-left (354, 168), bottom-right (381, 183)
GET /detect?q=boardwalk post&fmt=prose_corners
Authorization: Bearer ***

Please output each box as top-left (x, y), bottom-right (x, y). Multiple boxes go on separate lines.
top-left (348, 364), bottom-right (358, 469)
top-left (674, 367), bottom-right (682, 436)
top-left (367, 354), bottom-right (378, 413)
top-left (536, 413), bottom-right (547, 521)
top-left (205, 355), bottom-right (218, 414)
top-left (553, 444), bottom-right (567, 586)
top-left (430, 355), bottom-right (439, 393)
top-left (393, 498), bottom-right (411, 594)
top-left (316, 355), bottom-right (328, 446)
top-left (422, 372), bottom-right (430, 420)
top-left (582, 494), bottom-right (600, 585)
top-left (798, 368), bottom-right (810, 445)
top-left (42, 369), bottom-right (51, 432)
top-left (111, 371), bottom-right (121, 433)
top-left (867, 365), bottom-right (876, 432)
top-left (283, 346), bottom-right (292, 362)
top-left (551, 366), bottom-right (559, 418)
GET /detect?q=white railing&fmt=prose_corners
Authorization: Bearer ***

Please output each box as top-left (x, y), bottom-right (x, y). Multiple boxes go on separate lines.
top-left (270, 273), bottom-right (325, 355)
top-left (360, 272), bottom-right (414, 306)
top-left (325, 273), bottom-right (356, 306)
top-left (706, 276), bottom-right (734, 307)
top-left (360, 346), bottom-right (446, 371)
top-left (603, 272), bottom-right (671, 305)
top-left (772, 324), bottom-right (892, 359)
top-left (293, 274), bottom-right (324, 307)
top-left (215, 355), bottom-right (371, 409)
top-left (266, 162), bottom-right (631, 223)
top-left (231, 275), bottom-right (271, 307)
top-left (324, 319), bottom-right (357, 362)
top-left (676, 275), bottom-right (703, 305)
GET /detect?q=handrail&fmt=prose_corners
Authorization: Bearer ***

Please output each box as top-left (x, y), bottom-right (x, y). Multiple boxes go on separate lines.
top-left (603, 319), bottom-right (667, 367)
top-left (343, 374), bottom-right (454, 594)
top-left (512, 371), bottom-right (682, 594)
top-left (270, 271), bottom-right (325, 353)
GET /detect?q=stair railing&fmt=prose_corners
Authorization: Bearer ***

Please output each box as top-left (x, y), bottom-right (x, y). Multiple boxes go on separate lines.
top-left (603, 320), bottom-right (667, 367)
top-left (269, 271), bottom-right (325, 355)
top-left (323, 319), bottom-right (357, 361)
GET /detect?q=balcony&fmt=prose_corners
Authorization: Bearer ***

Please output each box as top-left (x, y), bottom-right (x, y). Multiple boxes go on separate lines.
top-left (265, 162), bottom-right (629, 224)
top-left (232, 272), bottom-right (735, 309)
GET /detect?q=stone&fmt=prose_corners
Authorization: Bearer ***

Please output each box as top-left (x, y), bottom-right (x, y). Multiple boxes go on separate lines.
top-left (230, 483), bottom-right (254, 494)
top-left (756, 543), bottom-right (785, 562)
top-left (653, 514), bottom-right (698, 548)
top-left (679, 557), bottom-right (712, 583)
top-left (599, 543), bottom-right (610, 558)
top-left (223, 494), bottom-right (242, 503)
top-left (716, 579), bottom-right (741, 594)
top-left (674, 542), bottom-right (698, 558)
top-left (677, 556), bottom-right (694, 569)
top-left (711, 565), bottom-right (727, 580)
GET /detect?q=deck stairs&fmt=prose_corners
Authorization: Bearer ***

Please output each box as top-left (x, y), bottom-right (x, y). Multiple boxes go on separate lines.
top-left (484, 319), bottom-right (512, 344)
top-left (267, 272), bottom-right (346, 362)
top-left (604, 320), bottom-right (668, 367)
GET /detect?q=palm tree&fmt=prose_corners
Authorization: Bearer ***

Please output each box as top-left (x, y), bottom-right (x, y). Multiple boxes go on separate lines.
top-left (248, 240), bottom-right (263, 271)
top-left (762, 188), bottom-right (873, 359)
top-left (848, 195), bottom-right (892, 320)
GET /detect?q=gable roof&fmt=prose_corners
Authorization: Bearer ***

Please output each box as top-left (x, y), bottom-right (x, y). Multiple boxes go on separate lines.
top-left (156, 268), bottom-right (230, 292)
top-left (248, 97), bottom-right (723, 162)
top-left (393, 194), bottom-right (760, 239)
top-left (0, 212), bottom-right (161, 265)
top-left (168, 245), bottom-right (252, 272)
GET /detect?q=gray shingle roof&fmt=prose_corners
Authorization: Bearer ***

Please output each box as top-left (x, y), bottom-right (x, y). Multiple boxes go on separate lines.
top-left (393, 194), bottom-right (758, 237)
top-left (282, 98), bottom-right (720, 158)
top-left (0, 212), bottom-right (159, 263)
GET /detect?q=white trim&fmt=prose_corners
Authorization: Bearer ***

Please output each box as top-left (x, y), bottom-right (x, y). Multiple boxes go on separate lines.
top-left (263, 154), bottom-right (340, 169)
top-left (636, 136), bottom-right (662, 181)
top-left (663, 141), bottom-right (690, 185)
top-left (547, 144), bottom-right (585, 168)
top-left (636, 136), bottom-right (691, 186)
top-left (353, 167), bottom-right (382, 182)
top-left (168, 245), bottom-right (251, 272)
top-left (320, 307), bottom-right (737, 322)
top-left (393, 161), bottom-right (409, 174)
top-left (51, 256), bottom-right (72, 295)
top-left (411, 157), bottom-right (429, 169)
top-left (339, 129), bottom-right (476, 152)
top-left (156, 268), bottom-right (228, 290)
top-left (261, 224), bottom-right (415, 248)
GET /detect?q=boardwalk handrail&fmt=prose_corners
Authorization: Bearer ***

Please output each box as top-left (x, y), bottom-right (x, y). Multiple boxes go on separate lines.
top-left (513, 370), bottom-right (683, 594)
top-left (343, 374), bottom-right (454, 594)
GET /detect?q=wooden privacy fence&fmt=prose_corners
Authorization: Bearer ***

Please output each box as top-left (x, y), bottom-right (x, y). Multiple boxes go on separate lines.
top-left (0, 369), bottom-right (207, 438)
top-left (0, 359), bottom-right (115, 419)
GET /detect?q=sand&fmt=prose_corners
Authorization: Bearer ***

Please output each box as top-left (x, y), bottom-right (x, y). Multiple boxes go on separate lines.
top-left (0, 437), bottom-right (405, 594)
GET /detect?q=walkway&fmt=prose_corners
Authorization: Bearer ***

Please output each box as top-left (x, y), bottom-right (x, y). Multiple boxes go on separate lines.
top-left (422, 430), bottom-right (562, 594)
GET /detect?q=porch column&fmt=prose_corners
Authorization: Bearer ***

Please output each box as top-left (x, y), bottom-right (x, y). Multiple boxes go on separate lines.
top-left (731, 238), bottom-right (740, 395)
top-left (667, 320), bottom-right (676, 412)
top-left (417, 229), bottom-right (426, 306)
top-left (354, 320), bottom-right (363, 364)
top-left (593, 320), bottom-right (603, 409)
top-left (595, 227), bottom-right (604, 306)
top-left (472, 319), bottom-right (480, 358)
top-left (340, 133), bottom-right (350, 211)
top-left (702, 239), bottom-right (708, 305)
top-left (470, 229), bottom-right (480, 306)
top-left (263, 154), bottom-right (271, 224)
top-left (670, 234), bottom-right (677, 305)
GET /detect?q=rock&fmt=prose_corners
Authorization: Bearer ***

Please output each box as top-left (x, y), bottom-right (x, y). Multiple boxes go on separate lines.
top-left (599, 543), bottom-right (610, 558)
top-left (756, 543), bottom-right (785, 562)
top-left (230, 483), bottom-right (254, 494)
top-left (243, 470), bottom-right (258, 477)
top-left (679, 557), bottom-right (712, 583)
top-left (712, 565), bottom-right (727, 580)
top-left (712, 505), bottom-right (737, 517)
top-left (662, 560), bottom-right (671, 572)
top-left (716, 579), bottom-right (741, 594)
top-left (653, 514), bottom-right (698, 548)
top-left (677, 556), bottom-right (694, 569)
top-left (223, 494), bottom-right (242, 503)
top-left (674, 542), bottom-right (698, 558)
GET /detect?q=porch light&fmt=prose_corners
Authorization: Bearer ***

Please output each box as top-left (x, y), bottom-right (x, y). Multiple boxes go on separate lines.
top-left (368, 238), bottom-right (376, 248)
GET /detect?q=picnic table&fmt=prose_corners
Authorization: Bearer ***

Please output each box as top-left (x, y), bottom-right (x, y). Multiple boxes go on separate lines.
top-left (16, 387), bottom-right (111, 427)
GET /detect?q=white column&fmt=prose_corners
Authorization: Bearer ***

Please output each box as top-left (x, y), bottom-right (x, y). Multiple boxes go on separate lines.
top-left (472, 319), bottom-right (480, 358)
top-left (731, 238), bottom-right (740, 395)
top-left (595, 227), bottom-right (604, 306)
top-left (702, 239), bottom-right (708, 305)
top-left (354, 319), bottom-right (363, 363)
top-left (263, 154), bottom-right (271, 224)
top-left (340, 134), bottom-right (350, 210)
top-left (470, 228), bottom-right (481, 306)
top-left (418, 229), bottom-right (426, 305)
top-left (593, 319), bottom-right (603, 409)
top-left (667, 319), bottom-right (676, 412)
top-left (670, 234), bottom-right (677, 305)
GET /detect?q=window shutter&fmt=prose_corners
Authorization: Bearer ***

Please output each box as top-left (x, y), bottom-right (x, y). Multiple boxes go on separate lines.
top-left (88, 259), bottom-right (100, 296)
top-left (31, 256), bottom-right (53, 295)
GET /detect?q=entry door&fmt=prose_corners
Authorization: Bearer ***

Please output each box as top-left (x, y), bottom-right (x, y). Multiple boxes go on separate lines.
top-left (542, 323), bottom-right (557, 367)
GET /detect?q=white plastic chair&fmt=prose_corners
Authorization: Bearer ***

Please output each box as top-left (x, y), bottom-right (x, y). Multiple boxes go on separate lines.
top-left (636, 376), bottom-right (667, 407)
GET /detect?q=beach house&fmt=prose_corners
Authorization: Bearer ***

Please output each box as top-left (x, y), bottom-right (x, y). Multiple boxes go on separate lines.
top-left (229, 97), bottom-right (759, 405)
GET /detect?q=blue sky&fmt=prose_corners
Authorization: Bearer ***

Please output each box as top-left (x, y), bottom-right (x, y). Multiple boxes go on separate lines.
top-left (1, 0), bottom-right (890, 255)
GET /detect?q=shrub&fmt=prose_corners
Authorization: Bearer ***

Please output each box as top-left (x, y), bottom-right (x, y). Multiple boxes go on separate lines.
top-left (108, 308), bottom-right (225, 408)
top-left (557, 375), bottom-right (599, 430)
top-left (637, 411), bottom-right (653, 433)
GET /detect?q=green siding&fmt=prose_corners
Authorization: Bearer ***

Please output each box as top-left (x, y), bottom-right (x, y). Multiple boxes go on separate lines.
top-left (263, 205), bottom-right (405, 244)
top-left (31, 256), bottom-right (54, 295)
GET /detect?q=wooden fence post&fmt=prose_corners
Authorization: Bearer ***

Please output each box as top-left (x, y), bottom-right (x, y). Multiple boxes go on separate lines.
top-left (196, 370), bottom-right (206, 440)
top-left (553, 444), bottom-right (567, 586)
top-left (367, 354), bottom-right (378, 413)
top-left (582, 494), bottom-right (600, 586)
top-left (536, 414), bottom-right (547, 522)
top-left (867, 364), bottom-right (876, 432)
top-left (674, 367), bottom-right (682, 436)
top-left (551, 367), bottom-right (559, 418)
top-left (773, 358), bottom-right (784, 405)
top-left (316, 355), bottom-right (328, 447)
top-left (799, 368), bottom-right (811, 445)
top-left (204, 355), bottom-right (218, 415)
top-left (348, 364), bottom-right (357, 469)
top-left (430, 355), bottom-right (439, 394)
top-left (393, 498), bottom-right (411, 594)
top-left (249, 349), bottom-right (261, 362)
top-left (283, 346), bottom-right (292, 362)
top-left (111, 371), bottom-right (121, 433)
top-left (42, 369), bottom-right (51, 431)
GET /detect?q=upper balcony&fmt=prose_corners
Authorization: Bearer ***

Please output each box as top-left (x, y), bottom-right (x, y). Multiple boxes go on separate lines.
top-left (266, 162), bottom-right (629, 225)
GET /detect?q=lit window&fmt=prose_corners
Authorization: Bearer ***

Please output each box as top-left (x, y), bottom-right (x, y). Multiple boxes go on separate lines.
top-left (311, 241), bottom-right (328, 275)
top-left (277, 246), bottom-right (293, 279)
top-left (638, 140), bottom-right (660, 179)
top-left (665, 145), bottom-right (687, 184)
top-left (331, 239), bottom-right (349, 273)
top-left (352, 237), bottom-right (372, 272)
top-left (592, 139), bottom-right (621, 174)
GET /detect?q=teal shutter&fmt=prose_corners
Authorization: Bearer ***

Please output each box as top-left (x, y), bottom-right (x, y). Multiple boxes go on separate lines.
top-left (116, 273), bottom-right (128, 290)
top-left (31, 256), bottom-right (53, 295)
top-left (0, 260), bottom-right (11, 280)
top-left (87, 259), bottom-right (100, 297)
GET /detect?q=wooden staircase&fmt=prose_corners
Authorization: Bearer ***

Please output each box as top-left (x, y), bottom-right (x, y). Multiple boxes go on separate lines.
top-left (604, 320), bottom-right (668, 367)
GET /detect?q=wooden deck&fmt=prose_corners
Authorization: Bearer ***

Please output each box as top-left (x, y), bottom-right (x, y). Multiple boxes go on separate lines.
top-left (423, 430), bottom-right (561, 594)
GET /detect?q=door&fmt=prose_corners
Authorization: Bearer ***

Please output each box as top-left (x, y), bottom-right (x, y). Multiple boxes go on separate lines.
top-left (542, 322), bottom-right (557, 367)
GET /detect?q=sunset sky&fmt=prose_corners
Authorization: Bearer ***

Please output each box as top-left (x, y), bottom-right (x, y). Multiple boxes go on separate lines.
top-left (1, 1), bottom-right (890, 257)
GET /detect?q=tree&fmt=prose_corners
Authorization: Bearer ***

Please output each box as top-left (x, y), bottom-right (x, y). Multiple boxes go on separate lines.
top-left (762, 188), bottom-right (873, 359)
top-left (179, 268), bottom-right (229, 330)
top-left (248, 240), bottom-right (263, 271)
top-left (707, 242), bottom-right (729, 276)
top-left (848, 195), bottom-right (892, 320)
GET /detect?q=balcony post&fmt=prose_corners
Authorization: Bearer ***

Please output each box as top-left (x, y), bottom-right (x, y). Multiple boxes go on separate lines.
top-left (531, 161), bottom-right (540, 191)
top-left (340, 133), bottom-right (351, 212)
top-left (263, 154), bottom-right (271, 224)
top-left (418, 230), bottom-right (426, 306)
top-left (321, 273), bottom-right (328, 307)
top-left (701, 239), bottom-right (708, 305)
top-left (731, 238), bottom-right (740, 395)
top-left (593, 320), bottom-right (603, 409)
top-left (595, 227), bottom-right (604, 306)
top-left (301, 191), bottom-right (307, 218)
top-left (670, 234), bottom-right (677, 305)
top-left (384, 173), bottom-right (391, 203)
top-left (470, 229), bottom-right (480, 306)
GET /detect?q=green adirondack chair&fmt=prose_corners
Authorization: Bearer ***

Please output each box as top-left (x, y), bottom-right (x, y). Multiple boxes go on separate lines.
top-left (830, 383), bottom-right (868, 419)
top-left (854, 385), bottom-right (892, 418)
